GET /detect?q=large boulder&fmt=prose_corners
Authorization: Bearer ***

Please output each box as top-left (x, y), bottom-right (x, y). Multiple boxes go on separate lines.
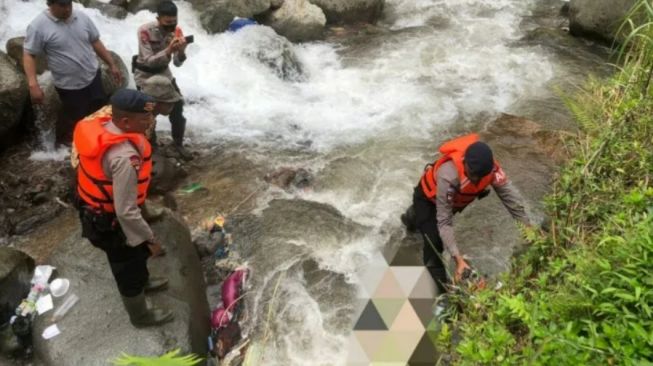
top-left (308, 0), bottom-right (384, 24)
top-left (259, 0), bottom-right (326, 42)
top-left (568, 0), bottom-right (637, 43)
top-left (100, 50), bottom-right (129, 96)
top-left (0, 51), bottom-right (28, 147)
top-left (186, 0), bottom-right (271, 33)
top-left (235, 26), bottom-right (305, 81)
top-left (87, 0), bottom-right (128, 19)
top-left (32, 211), bottom-right (210, 365)
top-left (5, 37), bottom-right (48, 75)
top-left (0, 248), bottom-right (35, 323)
top-left (127, 0), bottom-right (165, 14)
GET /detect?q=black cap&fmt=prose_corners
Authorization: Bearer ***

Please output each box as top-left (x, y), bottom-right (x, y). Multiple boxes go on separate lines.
top-left (464, 141), bottom-right (494, 177)
top-left (110, 89), bottom-right (155, 114)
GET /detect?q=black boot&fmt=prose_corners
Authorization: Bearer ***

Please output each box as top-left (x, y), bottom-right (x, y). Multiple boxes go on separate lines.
top-left (121, 292), bottom-right (174, 327)
top-left (170, 101), bottom-right (193, 161)
top-left (401, 205), bottom-right (417, 233)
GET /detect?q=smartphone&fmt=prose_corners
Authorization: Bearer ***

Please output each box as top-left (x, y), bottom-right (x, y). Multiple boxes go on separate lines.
top-left (184, 35), bottom-right (194, 44)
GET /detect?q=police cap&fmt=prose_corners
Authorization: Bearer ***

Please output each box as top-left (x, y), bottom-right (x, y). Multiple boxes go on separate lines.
top-left (110, 89), bottom-right (155, 114)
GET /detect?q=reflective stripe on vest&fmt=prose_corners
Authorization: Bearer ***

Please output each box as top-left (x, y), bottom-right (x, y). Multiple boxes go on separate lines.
top-left (419, 134), bottom-right (498, 210)
top-left (73, 110), bottom-right (152, 213)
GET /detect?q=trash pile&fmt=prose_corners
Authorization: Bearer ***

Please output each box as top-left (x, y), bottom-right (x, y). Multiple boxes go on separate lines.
top-left (195, 213), bottom-right (251, 366)
top-left (5, 265), bottom-right (77, 359)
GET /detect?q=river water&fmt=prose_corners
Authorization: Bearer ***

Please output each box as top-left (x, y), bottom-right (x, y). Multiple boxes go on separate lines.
top-left (0, 0), bottom-right (611, 364)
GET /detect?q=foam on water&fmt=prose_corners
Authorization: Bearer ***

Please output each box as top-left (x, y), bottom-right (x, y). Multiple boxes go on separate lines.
top-left (1, 0), bottom-right (556, 363)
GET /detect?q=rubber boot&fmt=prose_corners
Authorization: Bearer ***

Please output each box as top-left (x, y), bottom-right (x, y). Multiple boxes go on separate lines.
top-left (121, 292), bottom-right (174, 327)
top-left (170, 101), bottom-right (193, 161)
top-left (400, 205), bottom-right (417, 233)
top-left (144, 276), bottom-right (169, 293)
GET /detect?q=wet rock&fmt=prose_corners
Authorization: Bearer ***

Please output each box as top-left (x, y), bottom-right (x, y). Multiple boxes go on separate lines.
top-left (87, 0), bottom-right (128, 19)
top-left (100, 50), bottom-right (129, 96)
top-left (308, 0), bottom-right (384, 24)
top-left (0, 248), bottom-right (35, 324)
top-left (264, 167), bottom-right (313, 191)
top-left (32, 211), bottom-right (210, 365)
top-left (5, 37), bottom-right (48, 75)
top-left (0, 52), bottom-right (28, 147)
top-left (187, 0), bottom-right (271, 34)
top-left (150, 153), bottom-right (186, 194)
top-left (568, 0), bottom-right (637, 44)
top-left (126, 0), bottom-right (164, 13)
top-left (236, 26), bottom-right (305, 81)
top-left (12, 205), bottom-right (64, 235)
top-left (259, 0), bottom-right (326, 42)
top-left (109, 0), bottom-right (128, 7)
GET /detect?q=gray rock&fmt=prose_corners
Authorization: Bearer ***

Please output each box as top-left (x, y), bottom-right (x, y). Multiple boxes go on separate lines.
top-left (235, 26), bottom-right (305, 80)
top-left (109, 0), bottom-right (128, 8)
top-left (100, 50), bottom-right (129, 96)
top-left (127, 0), bottom-right (165, 14)
top-left (0, 51), bottom-right (28, 147)
top-left (149, 153), bottom-right (186, 194)
top-left (260, 0), bottom-right (326, 42)
top-left (569, 0), bottom-right (637, 43)
top-left (32, 211), bottom-right (210, 365)
top-left (186, 0), bottom-right (271, 34)
top-left (0, 248), bottom-right (35, 322)
top-left (87, 0), bottom-right (128, 19)
top-left (308, 0), bottom-right (384, 24)
top-left (5, 37), bottom-right (48, 75)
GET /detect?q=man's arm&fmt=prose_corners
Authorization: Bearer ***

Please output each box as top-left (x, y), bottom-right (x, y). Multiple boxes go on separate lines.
top-left (435, 162), bottom-right (472, 281)
top-left (23, 52), bottom-right (44, 104)
top-left (109, 155), bottom-right (154, 247)
top-left (23, 24), bottom-right (44, 104)
top-left (491, 166), bottom-right (530, 225)
top-left (138, 27), bottom-right (178, 68)
top-left (92, 40), bottom-right (122, 84)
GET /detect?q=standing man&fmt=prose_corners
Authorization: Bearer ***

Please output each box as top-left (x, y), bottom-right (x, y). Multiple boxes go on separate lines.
top-left (24, 0), bottom-right (122, 145)
top-left (402, 134), bottom-right (530, 305)
top-left (72, 89), bottom-right (173, 327)
top-left (133, 0), bottom-right (193, 160)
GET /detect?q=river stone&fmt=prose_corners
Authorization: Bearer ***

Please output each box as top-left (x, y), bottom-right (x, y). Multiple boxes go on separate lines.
top-left (235, 26), bottom-right (305, 81)
top-left (308, 0), bottom-right (384, 24)
top-left (6, 37), bottom-right (48, 75)
top-left (259, 0), bottom-right (326, 42)
top-left (186, 0), bottom-right (271, 34)
top-left (32, 211), bottom-right (210, 365)
top-left (0, 248), bottom-right (35, 323)
top-left (127, 0), bottom-right (164, 14)
top-left (0, 51), bottom-right (28, 147)
top-left (149, 153), bottom-right (186, 194)
top-left (568, 0), bottom-right (637, 43)
top-left (87, 0), bottom-right (128, 19)
top-left (100, 50), bottom-right (129, 96)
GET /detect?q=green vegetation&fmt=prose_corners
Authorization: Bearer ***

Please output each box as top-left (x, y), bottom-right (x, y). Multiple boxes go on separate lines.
top-left (112, 349), bottom-right (202, 366)
top-left (439, 2), bottom-right (653, 365)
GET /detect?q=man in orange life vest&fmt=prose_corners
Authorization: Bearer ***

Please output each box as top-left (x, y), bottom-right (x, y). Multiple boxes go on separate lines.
top-left (402, 134), bottom-right (530, 296)
top-left (72, 89), bottom-right (173, 327)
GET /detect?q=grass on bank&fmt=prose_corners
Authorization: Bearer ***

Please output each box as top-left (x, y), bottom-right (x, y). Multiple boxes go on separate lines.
top-left (437, 1), bottom-right (653, 365)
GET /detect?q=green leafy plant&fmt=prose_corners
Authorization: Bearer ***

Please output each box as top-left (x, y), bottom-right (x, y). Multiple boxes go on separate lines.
top-left (112, 349), bottom-right (202, 366)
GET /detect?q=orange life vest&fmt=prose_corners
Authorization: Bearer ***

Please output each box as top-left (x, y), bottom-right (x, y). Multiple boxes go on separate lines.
top-left (420, 134), bottom-right (499, 211)
top-left (73, 108), bottom-right (152, 213)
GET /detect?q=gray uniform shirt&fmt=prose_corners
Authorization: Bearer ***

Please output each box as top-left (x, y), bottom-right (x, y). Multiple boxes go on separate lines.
top-left (133, 21), bottom-right (185, 87)
top-left (101, 122), bottom-right (154, 246)
top-left (435, 160), bottom-right (530, 257)
top-left (24, 9), bottom-right (100, 90)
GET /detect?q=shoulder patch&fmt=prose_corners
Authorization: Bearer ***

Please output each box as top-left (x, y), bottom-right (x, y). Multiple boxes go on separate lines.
top-left (129, 155), bottom-right (142, 171)
top-left (493, 166), bottom-right (508, 186)
top-left (140, 29), bottom-right (150, 43)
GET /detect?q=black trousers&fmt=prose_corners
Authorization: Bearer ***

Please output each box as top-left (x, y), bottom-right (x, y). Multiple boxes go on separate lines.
top-left (78, 207), bottom-right (150, 297)
top-left (137, 78), bottom-right (186, 146)
top-left (55, 69), bottom-right (106, 145)
top-left (412, 186), bottom-right (449, 294)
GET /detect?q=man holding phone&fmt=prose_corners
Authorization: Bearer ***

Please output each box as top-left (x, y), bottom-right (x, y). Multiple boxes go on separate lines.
top-left (133, 0), bottom-right (193, 160)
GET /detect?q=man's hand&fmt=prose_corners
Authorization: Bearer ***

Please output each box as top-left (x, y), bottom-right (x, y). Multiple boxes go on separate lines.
top-left (165, 38), bottom-right (182, 57)
top-left (177, 36), bottom-right (187, 54)
top-left (29, 83), bottom-right (44, 104)
top-left (454, 255), bottom-right (471, 283)
top-left (146, 240), bottom-right (165, 257)
top-left (109, 65), bottom-right (122, 84)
